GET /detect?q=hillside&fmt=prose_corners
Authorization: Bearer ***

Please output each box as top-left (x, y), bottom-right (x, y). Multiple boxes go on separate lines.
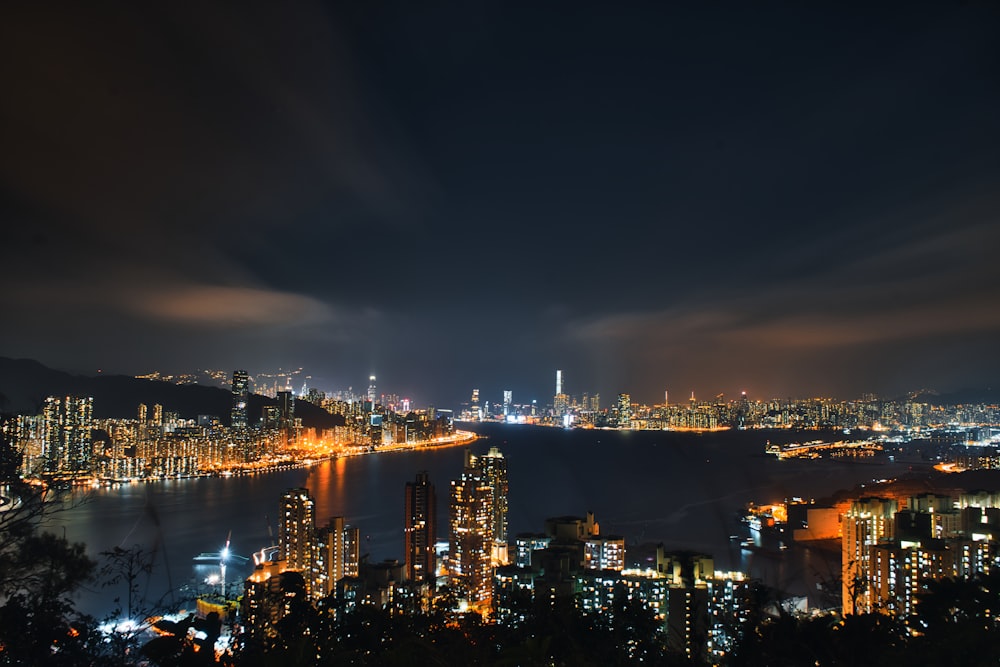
top-left (0, 357), bottom-right (343, 429)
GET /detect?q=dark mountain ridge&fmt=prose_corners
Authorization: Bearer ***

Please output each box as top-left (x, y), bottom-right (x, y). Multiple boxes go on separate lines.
top-left (0, 357), bottom-right (343, 429)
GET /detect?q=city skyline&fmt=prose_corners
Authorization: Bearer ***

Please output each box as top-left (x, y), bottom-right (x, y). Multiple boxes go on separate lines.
top-left (2, 4), bottom-right (999, 408)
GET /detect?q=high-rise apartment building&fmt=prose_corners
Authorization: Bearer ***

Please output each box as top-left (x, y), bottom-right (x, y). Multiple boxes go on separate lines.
top-left (231, 370), bottom-right (249, 429)
top-left (476, 447), bottom-right (509, 548)
top-left (42, 395), bottom-right (94, 474)
top-left (275, 487), bottom-right (361, 600)
top-left (280, 488), bottom-right (316, 577)
top-left (449, 447), bottom-right (511, 605)
top-left (276, 390), bottom-right (295, 431)
top-left (841, 497), bottom-right (897, 615)
top-left (840, 492), bottom-right (1000, 617)
top-left (617, 393), bottom-right (632, 428)
top-left (313, 515), bottom-right (360, 598)
top-left (583, 536), bottom-right (626, 571)
top-left (449, 473), bottom-right (494, 604)
top-left (404, 471), bottom-right (437, 584)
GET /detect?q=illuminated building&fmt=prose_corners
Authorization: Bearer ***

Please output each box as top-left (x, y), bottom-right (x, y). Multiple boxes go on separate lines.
top-left (335, 559), bottom-right (422, 614)
top-left (583, 535), bottom-right (625, 571)
top-left (499, 527), bottom-right (749, 662)
top-left (404, 471), bottom-right (437, 584)
top-left (553, 370), bottom-right (569, 418)
top-left (492, 564), bottom-right (538, 626)
top-left (448, 450), bottom-right (500, 604)
top-left (842, 497), bottom-right (896, 615)
top-left (262, 405), bottom-right (280, 430)
top-left (276, 390), bottom-right (295, 431)
top-left (515, 533), bottom-right (551, 567)
top-left (870, 539), bottom-right (953, 616)
top-left (503, 390), bottom-right (512, 417)
top-left (369, 413), bottom-right (383, 447)
top-left (654, 550), bottom-right (747, 661)
top-left (42, 395), bottom-right (94, 474)
top-left (367, 375), bottom-right (377, 405)
top-left (470, 389), bottom-right (481, 421)
top-left (843, 492), bottom-right (1000, 617)
top-left (477, 447), bottom-right (509, 548)
top-left (231, 369), bottom-right (249, 429)
top-left (279, 488), bottom-right (316, 587)
top-left (241, 562), bottom-right (307, 640)
top-left (279, 488), bottom-right (362, 600)
top-left (313, 516), bottom-right (359, 598)
top-left (617, 393), bottom-right (632, 428)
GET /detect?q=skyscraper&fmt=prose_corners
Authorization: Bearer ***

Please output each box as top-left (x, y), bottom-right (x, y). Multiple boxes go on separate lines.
top-left (842, 497), bottom-right (896, 615)
top-left (404, 471), bottom-right (437, 584)
top-left (367, 375), bottom-right (377, 405)
top-left (470, 389), bottom-right (481, 421)
top-left (617, 393), bottom-right (632, 428)
top-left (280, 488), bottom-right (316, 578)
top-left (231, 369), bottom-right (249, 429)
top-left (313, 515), bottom-right (360, 598)
top-left (449, 447), bottom-right (509, 606)
top-left (476, 447), bottom-right (509, 546)
top-left (42, 395), bottom-right (93, 474)
top-left (276, 390), bottom-right (295, 431)
top-left (449, 466), bottom-right (494, 605)
top-left (553, 371), bottom-right (569, 418)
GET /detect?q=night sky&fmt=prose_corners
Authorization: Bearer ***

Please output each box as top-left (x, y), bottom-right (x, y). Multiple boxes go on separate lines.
top-left (2, 2), bottom-right (999, 407)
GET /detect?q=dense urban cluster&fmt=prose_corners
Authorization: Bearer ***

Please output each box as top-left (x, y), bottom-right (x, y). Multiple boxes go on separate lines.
top-left (1, 370), bottom-right (456, 483)
top-left (4, 367), bottom-right (1000, 665)
top-left (462, 370), bottom-right (1000, 432)
top-left (237, 445), bottom-right (750, 665)
top-left (220, 448), bottom-right (1000, 666)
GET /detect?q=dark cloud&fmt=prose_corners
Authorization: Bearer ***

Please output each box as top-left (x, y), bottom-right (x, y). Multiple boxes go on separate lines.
top-left (1, 2), bottom-right (999, 406)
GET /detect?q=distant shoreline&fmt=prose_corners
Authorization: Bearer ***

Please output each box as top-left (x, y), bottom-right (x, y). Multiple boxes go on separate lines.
top-left (34, 429), bottom-right (481, 489)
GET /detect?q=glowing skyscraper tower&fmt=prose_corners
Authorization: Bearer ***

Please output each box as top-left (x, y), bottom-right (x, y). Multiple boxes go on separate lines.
top-left (448, 447), bottom-right (509, 606)
top-left (279, 488), bottom-right (316, 578)
top-left (231, 369), bottom-right (249, 429)
top-left (405, 471), bottom-right (437, 584)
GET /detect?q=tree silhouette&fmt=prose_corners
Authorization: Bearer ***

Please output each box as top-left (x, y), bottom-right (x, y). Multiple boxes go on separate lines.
top-left (0, 429), bottom-right (100, 664)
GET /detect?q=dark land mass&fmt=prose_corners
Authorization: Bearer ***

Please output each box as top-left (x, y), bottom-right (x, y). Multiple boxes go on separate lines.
top-left (0, 357), bottom-right (344, 429)
top-left (820, 469), bottom-right (1000, 508)
top-left (903, 387), bottom-right (1000, 406)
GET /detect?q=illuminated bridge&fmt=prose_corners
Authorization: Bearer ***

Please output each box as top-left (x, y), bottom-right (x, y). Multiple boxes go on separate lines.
top-left (766, 439), bottom-right (883, 460)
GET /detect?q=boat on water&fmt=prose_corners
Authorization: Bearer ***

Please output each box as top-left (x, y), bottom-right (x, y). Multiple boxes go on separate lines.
top-left (192, 551), bottom-right (249, 564)
top-left (192, 530), bottom-right (250, 564)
